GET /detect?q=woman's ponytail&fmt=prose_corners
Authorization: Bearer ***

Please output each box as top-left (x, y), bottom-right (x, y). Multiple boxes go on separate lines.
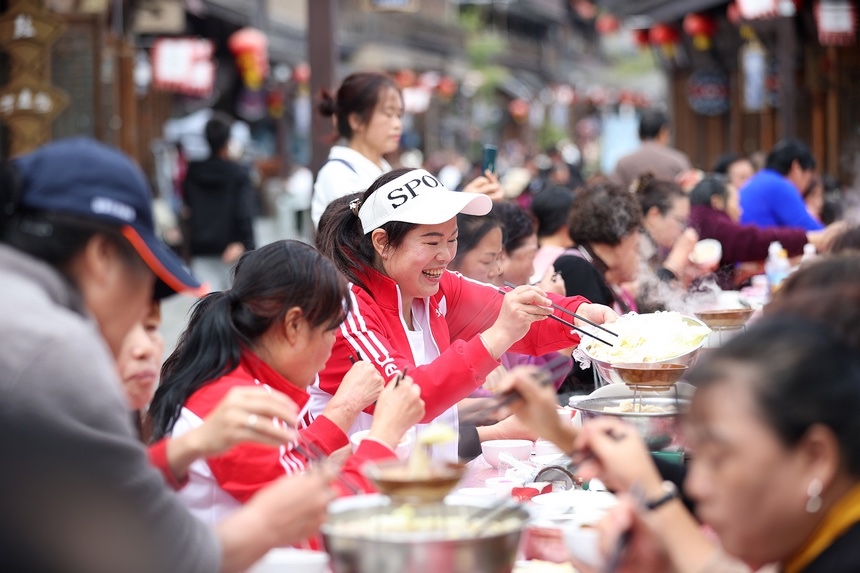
top-left (150, 291), bottom-right (242, 439)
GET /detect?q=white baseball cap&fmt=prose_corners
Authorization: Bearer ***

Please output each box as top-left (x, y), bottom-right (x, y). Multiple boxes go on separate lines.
top-left (356, 169), bottom-right (492, 234)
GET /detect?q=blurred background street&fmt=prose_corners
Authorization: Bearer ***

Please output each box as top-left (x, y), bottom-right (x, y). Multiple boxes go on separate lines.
top-left (2, 0), bottom-right (859, 358)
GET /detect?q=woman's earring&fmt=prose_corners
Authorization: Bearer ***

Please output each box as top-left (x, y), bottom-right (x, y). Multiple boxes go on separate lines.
top-left (806, 478), bottom-right (823, 513)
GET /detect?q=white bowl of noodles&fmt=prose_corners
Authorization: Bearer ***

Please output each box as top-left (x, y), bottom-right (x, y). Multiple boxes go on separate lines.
top-left (576, 312), bottom-right (711, 386)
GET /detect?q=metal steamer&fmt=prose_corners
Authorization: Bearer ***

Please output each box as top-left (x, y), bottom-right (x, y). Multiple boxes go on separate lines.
top-left (322, 455), bottom-right (528, 573)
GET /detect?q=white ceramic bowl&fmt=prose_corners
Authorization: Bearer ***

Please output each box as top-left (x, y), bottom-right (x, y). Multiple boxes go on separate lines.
top-left (481, 439), bottom-right (533, 468)
top-left (690, 238), bottom-right (722, 266)
top-left (534, 440), bottom-right (563, 456)
top-left (562, 516), bottom-right (605, 570)
top-left (349, 427), bottom-right (416, 461)
top-left (248, 548), bottom-right (329, 573)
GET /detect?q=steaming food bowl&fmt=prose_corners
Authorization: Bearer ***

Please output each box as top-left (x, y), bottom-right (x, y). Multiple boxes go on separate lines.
top-left (573, 396), bottom-right (690, 451)
top-left (322, 501), bottom-right (529, 573)
top-left (363, 459), bottom-right (467, 504)
top-left (610, 363), bottom-right (688, 390)
top-left (581, 315), bottom-right (709, 386)
top-left (694, 308), bottom-right (755, 329)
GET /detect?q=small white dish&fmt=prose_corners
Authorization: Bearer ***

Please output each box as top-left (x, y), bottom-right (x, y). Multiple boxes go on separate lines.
top-left (562, 516), bottom-right (605, 570)
top-left (481, 439), bottom-right (533, 468)
top-left (530, 490), bottom-right (617, 513)
top-left (350, 427), bottom-right (416, 460)
top-left (248, 548), bottom-right (329, 573)
top-left (534, 439), bottom-right (563, 456)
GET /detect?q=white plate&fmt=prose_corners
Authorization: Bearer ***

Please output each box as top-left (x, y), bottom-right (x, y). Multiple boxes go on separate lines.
top-left (586, 381), bottom-right (696, 400)
top-left (530, 490), bottom-right (617, 513)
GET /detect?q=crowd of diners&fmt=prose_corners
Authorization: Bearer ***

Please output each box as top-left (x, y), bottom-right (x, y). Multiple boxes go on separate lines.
top-left (2, 72), bottom-right (860, 573)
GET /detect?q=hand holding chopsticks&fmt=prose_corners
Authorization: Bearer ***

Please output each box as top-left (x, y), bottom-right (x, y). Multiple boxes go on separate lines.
top-left (500, 281), bottom-right (618, 346)
top-left (471, 355), bottom-right (571, 422)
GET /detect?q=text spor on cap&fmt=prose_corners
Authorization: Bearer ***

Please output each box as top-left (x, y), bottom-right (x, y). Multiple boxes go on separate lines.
top-left (387, 173), bottom-right (441, 209)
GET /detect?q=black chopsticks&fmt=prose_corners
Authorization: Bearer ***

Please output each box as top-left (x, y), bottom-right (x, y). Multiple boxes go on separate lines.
top-left (393, 366), bottom-right (408, 388)
top-left (472, 354), bottom-right (572, 419)
top-left (503, 281), bottom-right (618, 339)
top-left (498, 282), bottom-right (615, 347)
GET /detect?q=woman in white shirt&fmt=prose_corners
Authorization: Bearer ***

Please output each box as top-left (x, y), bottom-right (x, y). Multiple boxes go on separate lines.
top-left (311, 72), bottom-right (402, 228)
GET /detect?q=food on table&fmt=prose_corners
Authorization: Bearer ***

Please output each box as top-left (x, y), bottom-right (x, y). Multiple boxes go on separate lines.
top-left (417, 424), bottom-right (458, 445)
top-left (602, 399), bottom-right (674, 414)
top-left (584, 311), bottom-right (710, 363)
top-left (327, 504), bottom-right (522, 541)
top-left (406, 423), bottom-right (458, 478)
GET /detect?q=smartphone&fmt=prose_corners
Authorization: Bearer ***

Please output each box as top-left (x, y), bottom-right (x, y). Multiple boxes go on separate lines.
top-left (481, 145), bottom-right (498, 174)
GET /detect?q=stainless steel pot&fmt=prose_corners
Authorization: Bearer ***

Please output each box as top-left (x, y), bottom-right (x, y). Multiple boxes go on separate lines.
top-left (322, 502), bottom-right (528, 573)
top-left (580, 315), bottom-right (709, 386)
top-left (573, 396), bottom-right (690, 450)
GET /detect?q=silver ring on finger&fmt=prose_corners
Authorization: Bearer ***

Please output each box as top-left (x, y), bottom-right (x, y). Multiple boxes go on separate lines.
top-left (246, 413), bottom-right (258, 430)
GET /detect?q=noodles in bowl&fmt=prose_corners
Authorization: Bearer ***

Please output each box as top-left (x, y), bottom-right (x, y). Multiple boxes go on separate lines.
top-left (576, 312), bottom-right (710, 385)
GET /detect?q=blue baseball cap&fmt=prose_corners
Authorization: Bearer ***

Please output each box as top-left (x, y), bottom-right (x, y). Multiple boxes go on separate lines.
top-left (13, 137), bottom-right (201, 298)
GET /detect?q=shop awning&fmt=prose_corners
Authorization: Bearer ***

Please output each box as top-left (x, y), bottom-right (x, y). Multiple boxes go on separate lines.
top-left (598, 0), bottom-right (729, 23)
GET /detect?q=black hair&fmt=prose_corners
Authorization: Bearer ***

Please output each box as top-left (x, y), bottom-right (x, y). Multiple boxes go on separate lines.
top-left (318, 72), bottom-right (399, 141)
top-left (450, 211), bottom-right (503, 270)
top-left (829, 225), bottom-right (860, 257)
top-left (712, 153), bottom-right (751, 174)
top-left (205, 112), bottom-right (233, 157)
top-left (635, 173), bottom-right (686, 216)
top-left (688, 316), bottom-right (860, 477)
top-left (492, 201), bottom-right (535, 255)
top-left (531, 185), bottom-right (575, 238)
top-left (567, 179), bottom-right (641, 246)
top-left (314, 168), bottom-right (417, 293)
top-left (689, 174), bottom-right (729, 207)
top-left (765, 139), bottom-right (816, 175)
top-left (639, 109), bottom-right (668, 140)
top-left (148, 240), bottom-right (349, 439)
top-left (0, 161), bottom-right (145, 279)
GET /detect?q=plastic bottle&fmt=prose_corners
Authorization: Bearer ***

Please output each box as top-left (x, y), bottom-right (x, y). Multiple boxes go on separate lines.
top-left (765, 241), bottom-right (790, 292)
top-left (801, 243), bottom-right (817, 264)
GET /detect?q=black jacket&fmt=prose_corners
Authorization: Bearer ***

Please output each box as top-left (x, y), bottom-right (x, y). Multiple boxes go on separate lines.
top-left (800, 521), bottom-right (860, 572)
top-left (183, 157), bottom-right (256, 257)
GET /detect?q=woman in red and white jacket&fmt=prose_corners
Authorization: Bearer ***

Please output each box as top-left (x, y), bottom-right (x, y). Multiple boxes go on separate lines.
top-left (311, 168), bottom-right (617, 461)
top-left (147, 240), bottom-right (424, 527)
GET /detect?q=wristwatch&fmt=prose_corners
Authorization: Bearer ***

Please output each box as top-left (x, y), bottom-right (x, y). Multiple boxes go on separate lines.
top-left (645, 480), bottom-right (680, 511)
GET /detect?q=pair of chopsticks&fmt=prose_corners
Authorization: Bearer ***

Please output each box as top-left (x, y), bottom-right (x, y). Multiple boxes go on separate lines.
top-left (472, 354), bottom-right (572, 420)
top-left (500, 281), bottom-right (618, 347)
top-left (392, 367), bottom-right (408, 388)
top-left (291, 435), bottom-right (364, 495)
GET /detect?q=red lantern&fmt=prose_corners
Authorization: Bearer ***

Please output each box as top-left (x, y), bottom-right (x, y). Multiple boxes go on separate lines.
top-left (228, 28), bottom-right (269, 90)
top-left (649, 23), bottom-right (680, 45)
top-left (632, 28), bottom-right (650, 48)
top-left (683, 13), bottom-right (717, 50)
top-left (436, 76), bottom-right (457, 99)
top-left (292, 62), bottom-right (310, 84)
top-left (595, 13), bottom-right (620, 35)
top-left (394, 69), bottom-right (417, 89)
top-left (508, 99), bottom-right (529, 122)
top-left (649, 23), bottom-right (680, 58)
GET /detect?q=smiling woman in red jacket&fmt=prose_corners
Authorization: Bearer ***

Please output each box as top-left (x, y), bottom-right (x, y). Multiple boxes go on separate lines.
top-left (311, 168), bottom-right (617, 461)
top-left (147, 240), bottom-right (424, 528)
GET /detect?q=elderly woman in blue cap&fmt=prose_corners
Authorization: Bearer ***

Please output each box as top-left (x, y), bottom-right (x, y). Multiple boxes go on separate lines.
top-left (0, 138), bottom-right (334, 573)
